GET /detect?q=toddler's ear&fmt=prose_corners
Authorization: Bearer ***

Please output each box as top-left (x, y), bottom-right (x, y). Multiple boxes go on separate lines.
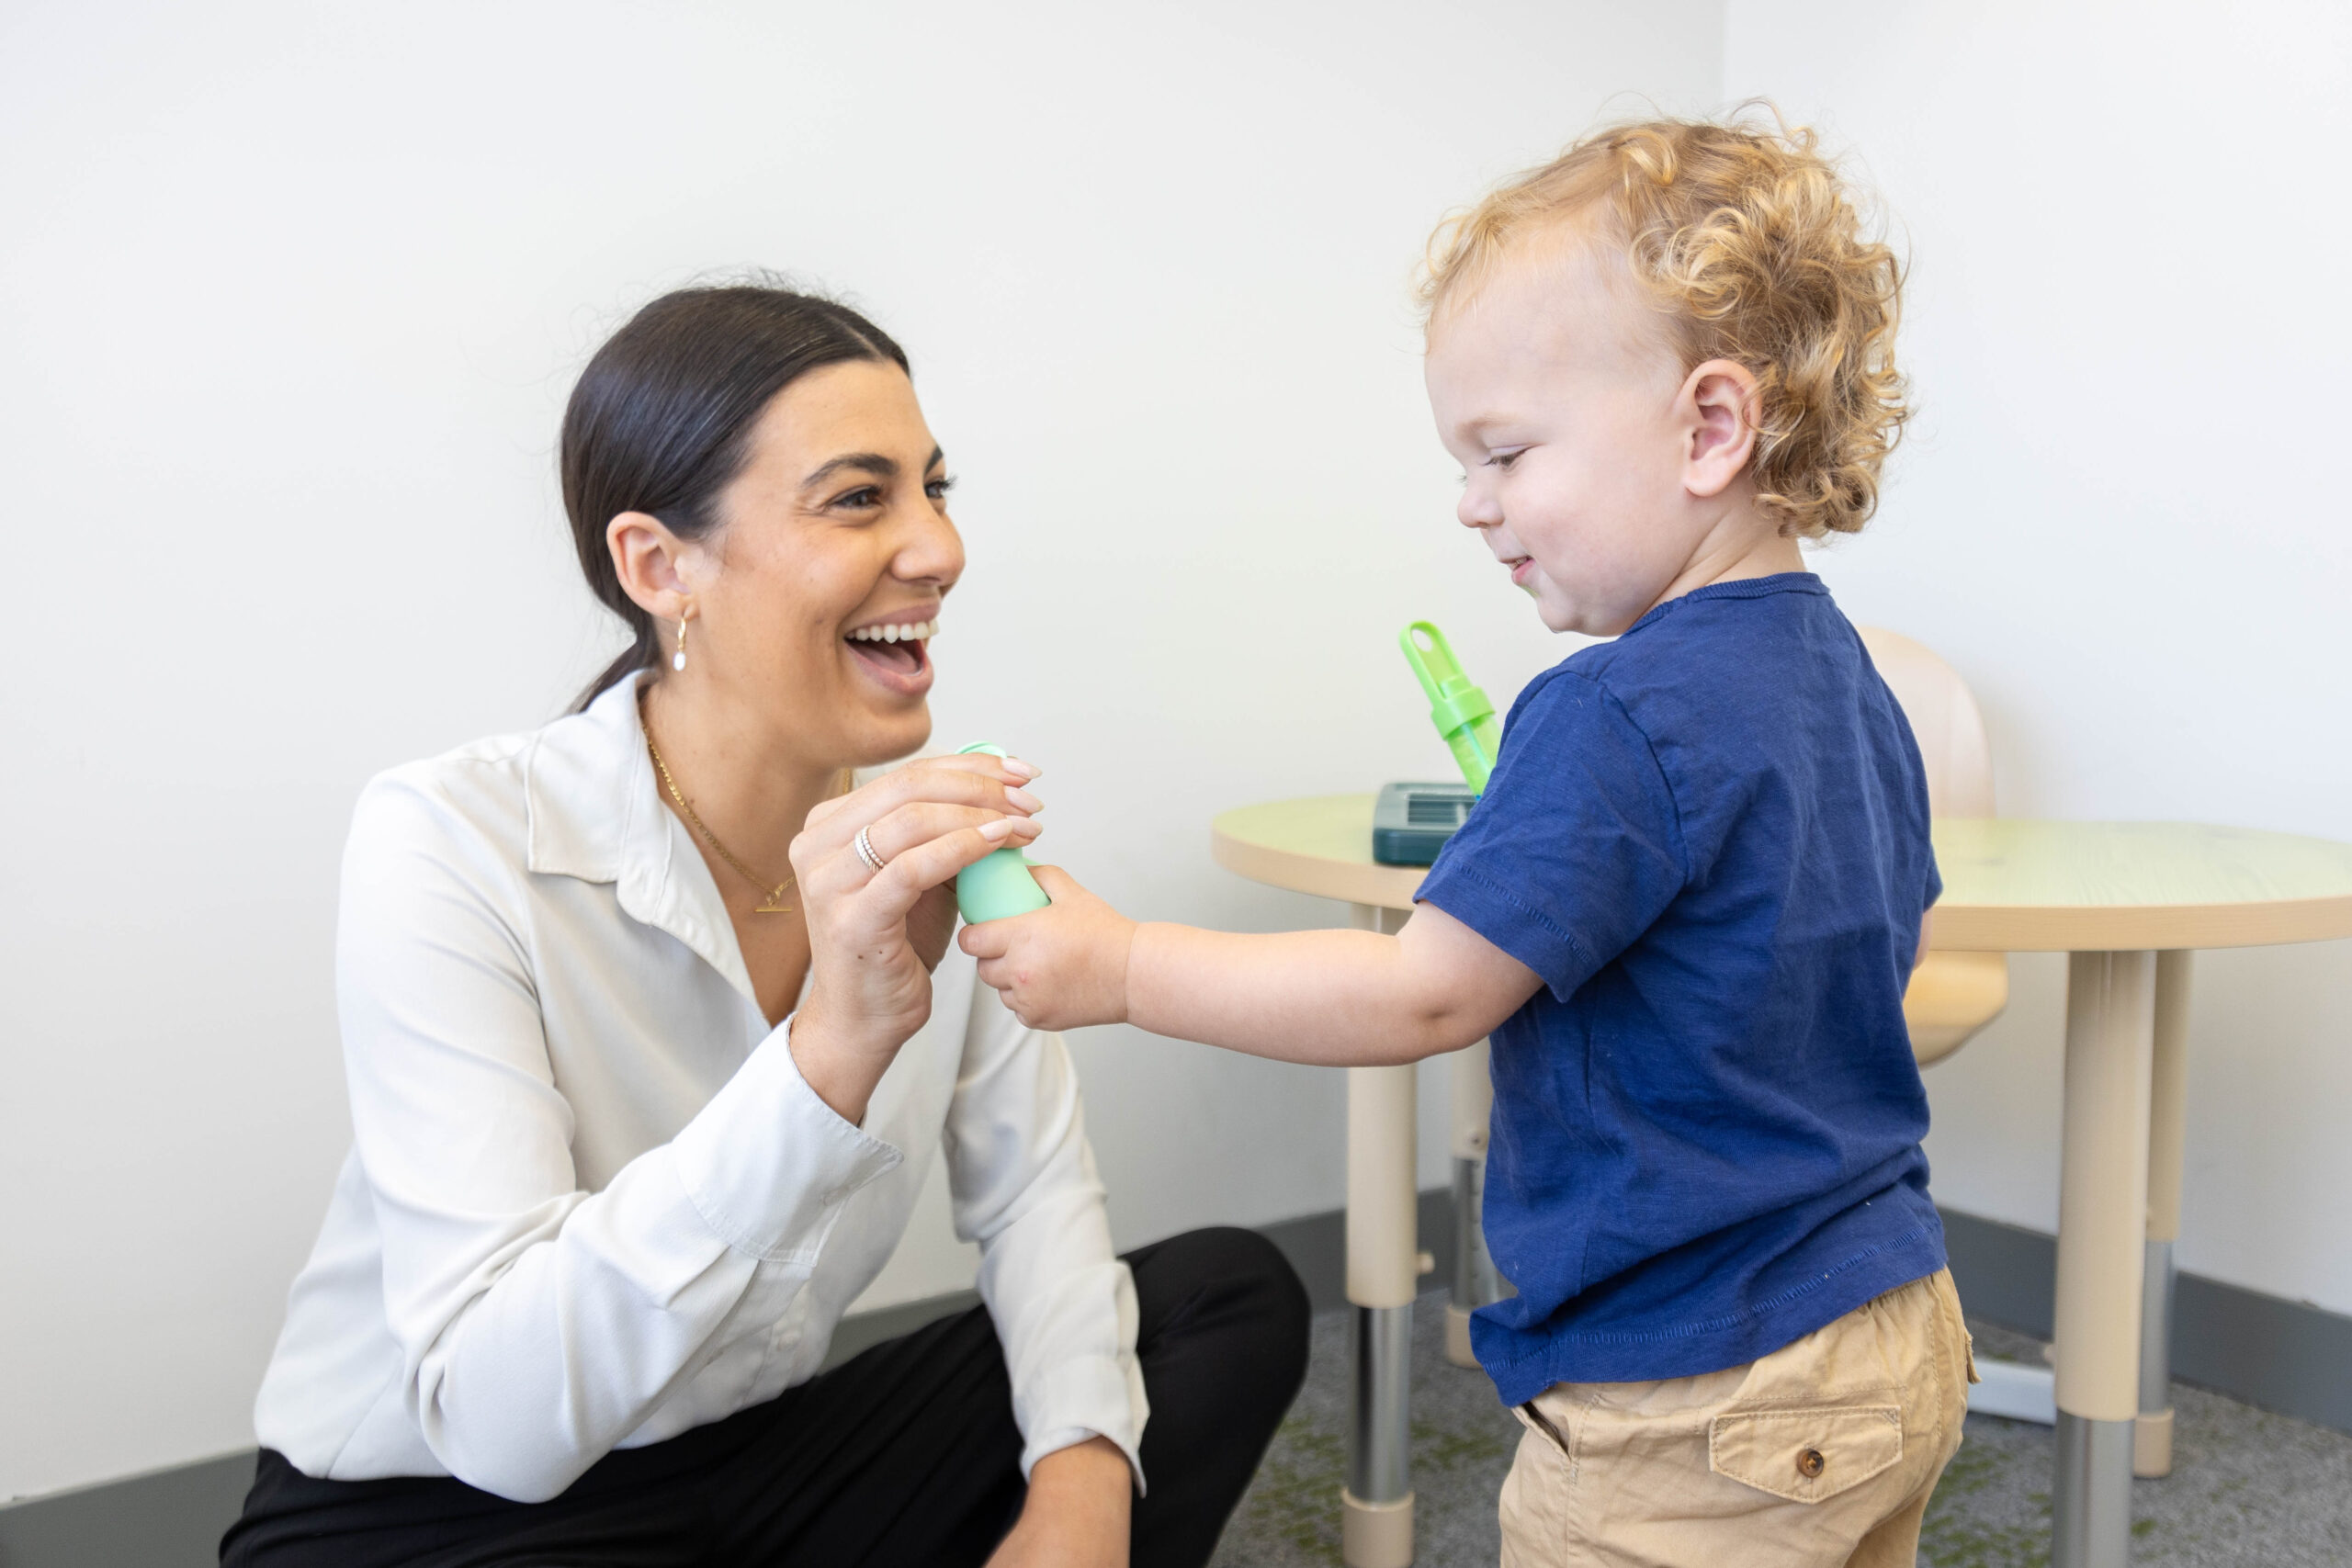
top-left (1681, 358), bottom-right (1762, 498)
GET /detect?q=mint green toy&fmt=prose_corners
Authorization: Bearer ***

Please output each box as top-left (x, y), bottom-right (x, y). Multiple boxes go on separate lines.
top-left (1399, 621), bottom-right (1500, 794)
top-left (954, 742), bottom-right (1052, 923)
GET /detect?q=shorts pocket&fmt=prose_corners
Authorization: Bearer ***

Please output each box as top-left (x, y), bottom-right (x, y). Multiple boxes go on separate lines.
top-left (1513, 1399), bottom-right (1573, 1461)
top-left (1708, 1405), bottom-right (1902, 1505)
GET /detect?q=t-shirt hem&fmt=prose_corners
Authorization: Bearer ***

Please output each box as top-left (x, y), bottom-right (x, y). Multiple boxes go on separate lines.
top-left (1416, 864), bottom-right (1593, 999)
top-left (1480, 1225), bottom-right (1947, 1404)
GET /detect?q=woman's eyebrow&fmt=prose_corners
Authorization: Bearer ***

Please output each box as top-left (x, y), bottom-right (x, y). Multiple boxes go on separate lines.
top-left (800, 446), bottom-right (948, 489)
top-left (801, 452), bottom-right (898, 489)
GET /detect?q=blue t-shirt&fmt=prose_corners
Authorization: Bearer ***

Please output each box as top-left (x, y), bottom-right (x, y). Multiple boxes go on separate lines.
top-left (1418, 573), bottom-right (1944, 1402)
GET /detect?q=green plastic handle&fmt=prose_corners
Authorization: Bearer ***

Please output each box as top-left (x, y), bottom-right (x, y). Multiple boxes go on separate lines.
top-left (1399, 622), bottom-right (1499, 794)
top-left (953, 742), bottom-right (1052, 923)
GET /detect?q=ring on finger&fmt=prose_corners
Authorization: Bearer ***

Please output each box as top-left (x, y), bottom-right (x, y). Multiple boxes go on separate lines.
top-left (853, 824), bottom-right (888, 874)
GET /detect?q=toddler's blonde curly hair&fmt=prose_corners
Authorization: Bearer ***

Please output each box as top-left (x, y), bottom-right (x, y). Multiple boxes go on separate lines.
top-left (1421, 111), bottom-right (1907, 539)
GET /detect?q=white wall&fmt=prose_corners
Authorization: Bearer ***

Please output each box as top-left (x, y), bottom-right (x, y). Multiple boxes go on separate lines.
top-left (1726, 3), bottom-right (2352, 1310)
top-left (0, 0), bottom-right (1726, 1501)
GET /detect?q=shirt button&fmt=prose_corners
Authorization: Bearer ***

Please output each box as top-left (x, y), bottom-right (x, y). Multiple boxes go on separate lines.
top-left (1796, 1447), bottom-right (1826, 1479)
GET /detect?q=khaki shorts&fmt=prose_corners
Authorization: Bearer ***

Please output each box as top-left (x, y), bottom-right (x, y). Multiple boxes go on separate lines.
top-left (1499, 1268), bottom-right (1975, 1568)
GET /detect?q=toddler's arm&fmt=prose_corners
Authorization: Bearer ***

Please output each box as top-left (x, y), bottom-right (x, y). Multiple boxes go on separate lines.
top-left (957, 865), bottom-right (1543, 1067)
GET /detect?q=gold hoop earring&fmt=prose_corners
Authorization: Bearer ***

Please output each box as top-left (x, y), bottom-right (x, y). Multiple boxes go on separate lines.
top-left (672, 616), bottom-right (688, 672)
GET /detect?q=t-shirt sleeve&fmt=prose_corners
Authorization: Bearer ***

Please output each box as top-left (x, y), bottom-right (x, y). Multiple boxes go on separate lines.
top-left (1416, 670), bottom-right (1688, 1002)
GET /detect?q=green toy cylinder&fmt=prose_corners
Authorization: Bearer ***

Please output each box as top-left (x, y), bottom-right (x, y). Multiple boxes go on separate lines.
top-left (953, 743), bottom-right (1053, 924)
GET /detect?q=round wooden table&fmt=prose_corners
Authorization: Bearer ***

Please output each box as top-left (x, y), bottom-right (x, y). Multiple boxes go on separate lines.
top-left (1212, 797), bottom-right (2352, 1568)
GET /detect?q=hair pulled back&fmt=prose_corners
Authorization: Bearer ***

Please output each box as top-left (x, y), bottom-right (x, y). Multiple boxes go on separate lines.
top-left (562, 283), bottom-right (909, 709)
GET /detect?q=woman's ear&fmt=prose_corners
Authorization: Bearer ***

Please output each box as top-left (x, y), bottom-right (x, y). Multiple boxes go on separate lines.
top-left (606, 511), bottom-right (700, 620)
top-left (1680, 358), bottom-right (1762, 500)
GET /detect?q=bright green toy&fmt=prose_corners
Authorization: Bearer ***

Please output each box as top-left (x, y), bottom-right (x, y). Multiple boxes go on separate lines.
top-left (954, 742), bottom-right (1052, 923)
top-left (1399, 621), bottom-right (1500, 794)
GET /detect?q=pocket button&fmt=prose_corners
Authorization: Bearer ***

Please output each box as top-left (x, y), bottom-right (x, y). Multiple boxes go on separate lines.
top-left (1709, 1405), bottom-right (1900, 1504)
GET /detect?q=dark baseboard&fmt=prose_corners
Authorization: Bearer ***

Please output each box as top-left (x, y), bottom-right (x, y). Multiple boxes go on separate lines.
top-left (812, 1185), bottom-right (1460, 1366)
top-left (820, 1287), bottom-right (982, 1369)
top-left (1939, 1207), bottom-right (2352, 1434)
top-left (1939, 1206), bottom-right (2061, 1337)
top-left (7, 1196), bottom-right (2344, 1565)
top-left (0, 1450), bottom-right (254, 1568)
top-left (1258, 1186), bottom-right (1458, 1315)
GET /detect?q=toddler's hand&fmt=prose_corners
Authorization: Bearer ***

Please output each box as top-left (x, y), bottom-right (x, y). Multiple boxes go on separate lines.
top-left (958, 865), bottom-right (1136, 1032)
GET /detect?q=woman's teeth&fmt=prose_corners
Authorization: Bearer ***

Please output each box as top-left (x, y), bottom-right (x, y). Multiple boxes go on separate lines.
top-left (846, 620), bottom-right (937, 644)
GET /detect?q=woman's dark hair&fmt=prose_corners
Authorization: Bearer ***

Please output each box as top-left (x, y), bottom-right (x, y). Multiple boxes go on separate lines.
top-left (562, 283), bottom-right (910, 710)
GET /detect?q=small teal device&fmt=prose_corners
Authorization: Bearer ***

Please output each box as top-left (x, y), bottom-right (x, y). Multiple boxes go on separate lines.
top-left (953, 742), bottom-right (1051, 923)
top-left (1372, 781), bottom-right (1477, 866)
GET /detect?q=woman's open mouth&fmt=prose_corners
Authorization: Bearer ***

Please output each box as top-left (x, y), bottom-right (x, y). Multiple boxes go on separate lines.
top-left (843, 616), bottom-right (938, 696)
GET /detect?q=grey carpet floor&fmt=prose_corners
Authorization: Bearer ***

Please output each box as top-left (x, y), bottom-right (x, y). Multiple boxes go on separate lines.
top-left (1209, 1290), bottom-right (2352, 1567)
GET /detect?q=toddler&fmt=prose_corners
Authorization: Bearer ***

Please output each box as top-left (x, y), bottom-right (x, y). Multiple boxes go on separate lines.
top-left (963, 115), bottom-right (1972, 1567)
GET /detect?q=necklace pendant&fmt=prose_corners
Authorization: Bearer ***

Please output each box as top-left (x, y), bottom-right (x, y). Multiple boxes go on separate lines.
top-left (755, 889), bottom-right (794, 915)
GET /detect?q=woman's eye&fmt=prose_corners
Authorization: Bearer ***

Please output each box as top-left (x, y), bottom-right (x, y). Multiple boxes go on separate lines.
top-left (833, 486), bottom-right (883, 510)
top-left (925, 474), bottom-right (956, 501)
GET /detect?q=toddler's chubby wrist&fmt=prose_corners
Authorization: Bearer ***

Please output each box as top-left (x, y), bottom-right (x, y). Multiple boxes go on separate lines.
top-left (1102, 913), bottom-right (1140, 1025)
top-left (1122, 921), bottom-right (1185, 1032)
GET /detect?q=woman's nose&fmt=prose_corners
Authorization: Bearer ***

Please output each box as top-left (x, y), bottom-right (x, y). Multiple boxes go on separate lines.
top-left (891, 503), bottom-right (965, 587)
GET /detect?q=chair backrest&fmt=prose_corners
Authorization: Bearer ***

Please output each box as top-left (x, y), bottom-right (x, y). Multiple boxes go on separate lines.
top-left (1855, 626), bottom-right (1994, 818)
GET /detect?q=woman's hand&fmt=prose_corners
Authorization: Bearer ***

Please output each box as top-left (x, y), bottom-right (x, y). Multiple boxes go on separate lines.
top-left (960, 866), bottom-right (1137, 1032)
top-left (787, 754), bottom-right (1045, 1124)
top-left (985, 1437), bottom-right (1132, 1568)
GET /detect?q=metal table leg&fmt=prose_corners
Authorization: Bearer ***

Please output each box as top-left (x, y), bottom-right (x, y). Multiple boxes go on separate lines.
top-left (2138, 952), bottom-right (2191, 1477)
top-left (1342, 904), bottom-right (1415, 1568)
top-left (2052, 950), bottom-right (2157, 1568)
top-left (1445, 1038), bottom-right (1497, 1369)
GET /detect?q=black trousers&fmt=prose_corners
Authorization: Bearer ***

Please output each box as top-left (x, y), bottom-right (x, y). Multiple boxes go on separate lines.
top-left (220, 1227), bottom-right (1306, 1568)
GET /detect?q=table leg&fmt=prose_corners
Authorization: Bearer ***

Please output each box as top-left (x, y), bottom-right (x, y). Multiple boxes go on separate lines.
top-left (1445, 1038), bottom-right (1497, 1369)
top-left (2137, 952), bottom-right (2191, 1477)
top-left (1343, 904), bottom-right (1415, 1568)
top-left (2052, 951), bottom-right (2158, 1568)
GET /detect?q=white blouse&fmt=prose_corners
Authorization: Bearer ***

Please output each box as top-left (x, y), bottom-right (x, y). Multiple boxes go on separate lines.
top-left (251, 675), bottom-right (1144, 1504)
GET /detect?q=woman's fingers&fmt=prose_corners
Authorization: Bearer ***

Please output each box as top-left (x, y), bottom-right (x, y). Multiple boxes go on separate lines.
top-left (797, 756), bottom-right (1043, 848)
top-left (859, 801), bottom-right (1034, 866)
top-left (799, 804), bottom-right (1039, 902)
top-left (793, 764), bottom-right (1029, 887)
top-left (870, 818), bottom-right (1040, 907)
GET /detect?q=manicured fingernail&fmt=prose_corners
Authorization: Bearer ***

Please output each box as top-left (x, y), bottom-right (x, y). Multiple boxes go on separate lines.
top-left (1001, 759), bottom-right (1041, 782)
top-left (1005, 786), bottom-right (1043, 813)
top-left (978, 817), bottom-right (1014, 840)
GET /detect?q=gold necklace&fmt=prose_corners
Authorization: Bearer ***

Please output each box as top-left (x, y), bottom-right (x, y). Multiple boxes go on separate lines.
top-left (640, 705), bottom-right (796, 915)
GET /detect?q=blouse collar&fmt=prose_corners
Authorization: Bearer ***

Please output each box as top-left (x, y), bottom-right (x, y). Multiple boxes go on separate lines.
top-left (523, 671), bottom-right (757, 1003)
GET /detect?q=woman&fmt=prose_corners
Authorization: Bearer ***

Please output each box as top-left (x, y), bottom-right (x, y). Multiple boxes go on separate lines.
top-left (221, 285), bottom-right (1307, 1567)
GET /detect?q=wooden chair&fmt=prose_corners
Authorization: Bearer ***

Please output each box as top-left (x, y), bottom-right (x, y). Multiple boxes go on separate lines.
top-left (1857, 626), bottom-right (2008, 1066)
